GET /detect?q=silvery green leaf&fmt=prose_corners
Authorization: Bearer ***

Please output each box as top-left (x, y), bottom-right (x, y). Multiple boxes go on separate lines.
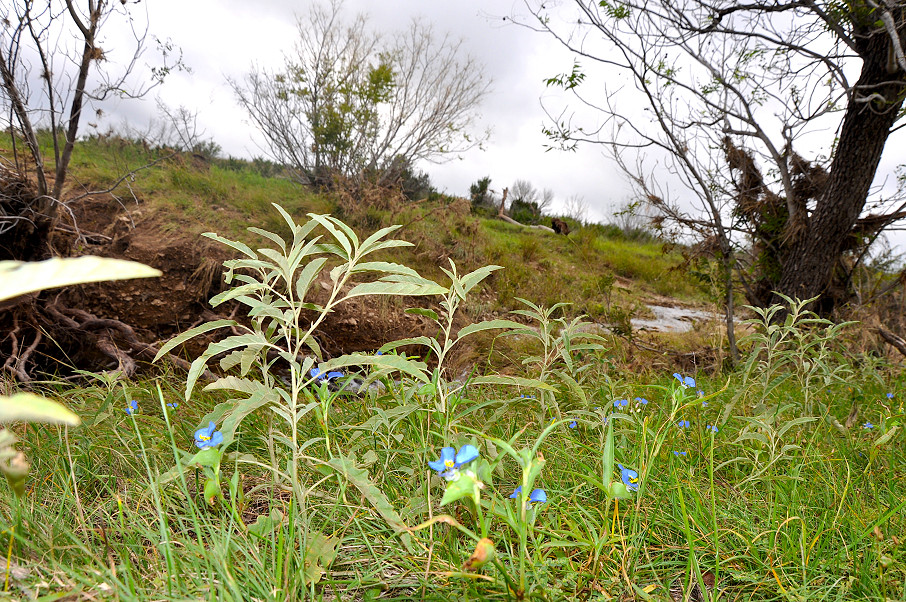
top-left (0, 393), bottom-right (80, 426)
top-left (359, 224), bottom-right (403, 252)
top-left (458, 264), bottom-right (502, 295)
top-left (307, 214), bottom-right (352, 257)
top-left (247, 227), bottom-right (287, 252)
top-left (295, 258), bottom-right (327, 302)
top-left (202, 233), bottom-right (258, 258)
top-left (0, 257), bottom-right (161, 302)
top-left (455, 319), bottom-right (521, 341)
top-left (351, 261), bottom-right (422, 276)
top-left (319, 353), bottom-right (431, 383)
top-left (345, 279), bottom-right (446, 299)
top-left (469, 375), bottom-right (556, 391)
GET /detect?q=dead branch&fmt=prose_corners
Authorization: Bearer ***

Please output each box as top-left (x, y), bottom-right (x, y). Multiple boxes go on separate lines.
top-left (878, 326), bottom-right (906, 359)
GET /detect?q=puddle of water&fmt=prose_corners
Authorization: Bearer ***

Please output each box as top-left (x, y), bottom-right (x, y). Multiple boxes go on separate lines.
top-left (631, 305), bottom-right (716, 333)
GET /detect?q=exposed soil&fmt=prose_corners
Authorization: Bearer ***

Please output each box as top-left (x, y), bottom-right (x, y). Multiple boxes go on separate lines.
top-left (3, 186), bottom-right (465, 380)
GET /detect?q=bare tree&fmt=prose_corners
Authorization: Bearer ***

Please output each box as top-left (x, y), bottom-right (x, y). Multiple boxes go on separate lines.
top-left (155, 98), bottom-right (220, 158)
top-left (564, 193), bottom-right (588, 224)
top-left (0, 0), bottom-right (176, 254)
top-left (231, 0), bottom-right (491, 186)
top-left (511, 179), bottom-right (539, 205)
top-left (519, 0), bottom-right (906, 326)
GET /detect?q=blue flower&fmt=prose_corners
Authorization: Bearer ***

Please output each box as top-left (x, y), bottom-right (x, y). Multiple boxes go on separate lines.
top-left (520, 394), bottom-right (536, 399)
top-left (510, 486), bottom-right (547, 507)
top-left (887, 392), bottom-right (894, 399)
top-left (310, 367), bottom-right (343, 382)
top-left (617, 463), bottom-right (639, 491)
top-left (428, 445), bottom-right (479, 481)
top-left (633, 397), bottom-right (649, 412)
top-left (677, 419), bottom-right (690, 428)
top-left (569, 420), bottom-right (577, 429)
top-left (613, 399), bottom-right (629, 408)
top-left (698, 390), bottom-right (704, 397)
top-left (863, 422), bottom-right (874, 430)
top-left (124, 400), bottom-right (138, 415)
top-left (673, 451), bottom-right (688, 457)
top-left (166, 402), bottom-right (179, 409)
top-left (194, 422), bottom-right (224, 449)
top-left (706, 424), bottom-right (718, 433)
top-left (673, 373), bottom-right (695, 388)
top-left (529, 488), bottom-right (547, 503)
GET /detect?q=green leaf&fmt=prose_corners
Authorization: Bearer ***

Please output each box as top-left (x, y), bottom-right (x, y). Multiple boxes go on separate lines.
top-left (187, 447), bottom-right (221, 469)
top-left (327, 454), bottom-right (413, 552)
top-left (455, 319), bottom-right (521, 341)
top-left (302, 531), bottom-right (340, 586)
top-left (345, 279), bottom-right (447, 300)
top-left (458, 265), bottom-right (502, 295)
top-left (440, 471), bottom-right (480, 506)
top-left (295, 257), bottom-right (327, 301)
top-left (202, 233), bottom-right (258, 259)
top-left (154, 319), bottom-right (238, 361)
top-left (359, 224), bottom-right (403, 252)
top-left (248, 509), bottom-right (284, 538)
top-left (319, 353), bottom-right (431, 383)
top-left (405, 307), bottom-right (440, 321)
top-left (247, 227), bottom-right (287, 252)
top-left (0, 257), bottom-right (161, 302)
top-left (469, 375), bottom-right (557, 391)
top-left (350, 261), bottom-right (422, 277)
top-left (307, 214), bottom-right (352, 258)
top-left (607, 481), bottom-right (633, 499)
top-left (204, 476), bottom-right (221, 505)
top-left (603, 418), bottom-right (614, 488)
top-left (199, 388), bottom-right (277, 445)
top-left (874, 425), bottom-right (899, 448)
top-left (0, 393), bottom-right (80, 426)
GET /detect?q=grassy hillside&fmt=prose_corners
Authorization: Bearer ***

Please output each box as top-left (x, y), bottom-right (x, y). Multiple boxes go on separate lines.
top-left (62, 135), bottom-right (706, 322)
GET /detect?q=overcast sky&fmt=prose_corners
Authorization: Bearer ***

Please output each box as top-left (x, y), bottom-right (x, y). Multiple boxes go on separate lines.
top-left (87, 0), bottom-right (906, 249)
top-left (95, 0), bottom-right (628, 223)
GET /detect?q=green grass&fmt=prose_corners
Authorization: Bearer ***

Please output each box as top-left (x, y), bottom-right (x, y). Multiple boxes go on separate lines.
top-left (4, 138), bottom-right (902, 601)
top-left (2, 366), bottom-right (904, 600)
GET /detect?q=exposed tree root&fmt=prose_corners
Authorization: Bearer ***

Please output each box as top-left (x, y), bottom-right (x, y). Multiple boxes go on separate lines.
top-left (2, 300), bottom-right (213, 383)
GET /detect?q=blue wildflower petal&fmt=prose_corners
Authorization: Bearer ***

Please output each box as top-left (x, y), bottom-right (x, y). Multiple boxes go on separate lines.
top-left (673, 373), bottom-right (683, 383)
top-left (569, 421), bottom-right (577, 428)
top-left (887, 392), bottom-right (894, 399)
top-left (454, 445), bottom-right (479, 467)
top-left (326, 371), bottom-right (343, 380)
top-left (617, 463), bottom-right (639, 491)
top-left (194, 421), bottom-right (223, 449)
top-left (529, 489), bottom-right (547, 503)
top-left (428, 447), bottom-right (456, 473)
top-left (863, 422), bottom-right (874, 430)
top-left (509, 485), bottom-right (522, 499)
top-left (684, 376), bottom-right (696, 388)
top-left (673, 451), bottom-right (687, 456)
top-left (310, 367), bottom-right (323, 380)
top-left (707, 424), bottom-right (718, 433)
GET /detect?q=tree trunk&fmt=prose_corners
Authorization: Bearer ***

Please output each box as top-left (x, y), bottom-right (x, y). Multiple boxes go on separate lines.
top-left (777, 25), bottom-right (906, 308)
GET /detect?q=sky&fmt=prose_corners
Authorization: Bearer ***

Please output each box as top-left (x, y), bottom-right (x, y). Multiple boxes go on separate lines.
top-left (84, 0), bottom-right (905, 248)
top-left (97, 0), bottom-right (627, 223)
